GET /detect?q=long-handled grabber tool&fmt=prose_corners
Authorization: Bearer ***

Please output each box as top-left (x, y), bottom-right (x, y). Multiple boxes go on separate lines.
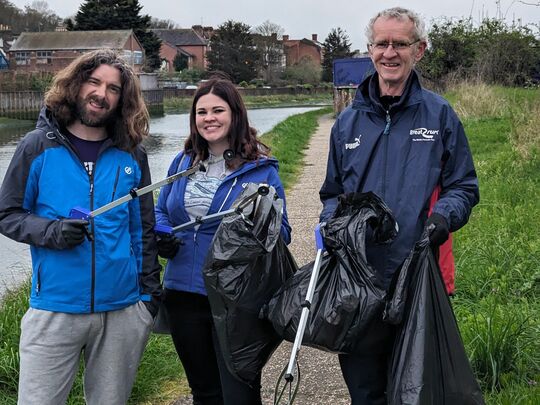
top-left (154, 183), bottom-right (270, 236)
top-left (69, 162), bottom-right (205, 221)
top-left (273, 223), bottom-right (325, 405)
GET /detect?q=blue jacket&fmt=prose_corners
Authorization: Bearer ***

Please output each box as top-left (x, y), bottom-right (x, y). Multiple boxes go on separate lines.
top-left (320, 72), bottom-right (479, 287)
top-left (0, 108), bottom-right (161, 313)
top-left (156, 152), bottom-right (291, 295)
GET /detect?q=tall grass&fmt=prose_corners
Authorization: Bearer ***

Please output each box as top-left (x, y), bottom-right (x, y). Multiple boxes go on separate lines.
top-left (448, 83), bottom-right (540, 402)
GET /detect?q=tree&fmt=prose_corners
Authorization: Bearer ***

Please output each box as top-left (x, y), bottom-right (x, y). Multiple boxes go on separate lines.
top-left (321, 27), bottom-right (353, 83)
top-left (149, 17), bottom-right (179, 29)
top-left (282, 56), bottom-right (322, 85)
top-left (252, 20), bottom-right (285, 84)
top-left (0, 0), bottom-right (60, 33)
top-left (70, 0), bottom-right (162, 71)
top-left (173, 53), bottom-right (188, 71)
top-left (207, 20), bottom-right (261, 83)
top-left (418, 17), bottom-right (540, 86)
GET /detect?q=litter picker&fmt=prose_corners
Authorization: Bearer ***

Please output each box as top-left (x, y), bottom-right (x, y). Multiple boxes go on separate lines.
top-left (69, 162), bottom-right (205, 221)
top-left (154, 184), bottom-right (270, 236)
top-left (273, 223), bottom-right (325, 405)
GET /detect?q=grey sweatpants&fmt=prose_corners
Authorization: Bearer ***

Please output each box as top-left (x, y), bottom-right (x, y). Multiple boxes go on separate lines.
top-left (18, 301), bottom-right (153, 405)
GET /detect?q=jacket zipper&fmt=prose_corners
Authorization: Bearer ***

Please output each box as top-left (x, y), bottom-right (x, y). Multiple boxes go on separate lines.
top-left (382, 110), bottom-right (392, 279)
top-left (382, 110), bottom-right (391, 200)
top-left (89, 169), bottom-right (96, 313)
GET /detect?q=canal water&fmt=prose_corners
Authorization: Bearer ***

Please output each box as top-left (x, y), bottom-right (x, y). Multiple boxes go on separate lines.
top-left (0, 106), bottom-right (322, 301)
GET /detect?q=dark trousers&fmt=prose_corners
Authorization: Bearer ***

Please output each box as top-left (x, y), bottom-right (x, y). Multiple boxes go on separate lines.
top-left (164, 289), bottom-right (261, 405)
top-left (339, 349), bottom-right (392, 405)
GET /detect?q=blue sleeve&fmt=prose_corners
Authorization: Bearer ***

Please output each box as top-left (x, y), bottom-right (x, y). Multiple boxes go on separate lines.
top-left (155, 152), bottom-right (184, 227)
top-left (268, 165), bottom-right (292, 245)
top-left (432, 107), bottom-right (480, 231)
top-left (319, 120), bottom-right (343, 222)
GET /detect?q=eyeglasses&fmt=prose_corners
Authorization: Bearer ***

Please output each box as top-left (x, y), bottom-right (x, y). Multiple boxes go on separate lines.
top-left (368, 39), bottom-right (421, 51)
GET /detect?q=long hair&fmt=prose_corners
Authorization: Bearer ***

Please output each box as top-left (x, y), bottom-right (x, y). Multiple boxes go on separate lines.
top-left (365, 7), bottom-right (427, 44)
top-left (184, 77), bottom-right (269, 168)
top-left (44, 48), bottom-right (149, 150)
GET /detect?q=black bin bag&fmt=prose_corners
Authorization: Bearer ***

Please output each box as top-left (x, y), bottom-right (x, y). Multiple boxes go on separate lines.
top-left (265, 192), bottom-right (398, 354)
top-left (203, 183), bottom-right (297, 386)
top-left (384, 232), bottom-right (485, 405)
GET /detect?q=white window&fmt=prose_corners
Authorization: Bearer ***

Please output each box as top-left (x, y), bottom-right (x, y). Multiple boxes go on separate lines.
top-left (133, 51), bottom-right (143, 65)
top-left (36, 51), bottom-right (52, 64)
top-left (15, 52), bottom-right (30, 65)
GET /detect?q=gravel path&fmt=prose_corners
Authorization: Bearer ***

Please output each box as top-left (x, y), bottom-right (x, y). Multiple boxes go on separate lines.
top-left (172, 114), bottom-right (350, 405)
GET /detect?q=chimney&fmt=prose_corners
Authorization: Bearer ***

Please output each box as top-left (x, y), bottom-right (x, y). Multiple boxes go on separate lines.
top-left (312, 34), bottom-right (318, 42)
top-left (283, 34), bottom-right (289, 41)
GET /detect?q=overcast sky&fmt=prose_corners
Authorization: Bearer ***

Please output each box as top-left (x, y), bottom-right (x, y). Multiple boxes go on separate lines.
top-left (9, 0), bottom-right (540, 49)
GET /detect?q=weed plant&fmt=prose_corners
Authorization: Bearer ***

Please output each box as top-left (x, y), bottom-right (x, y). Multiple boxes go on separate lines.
top-left (449, 85), bottom-right (539, 402)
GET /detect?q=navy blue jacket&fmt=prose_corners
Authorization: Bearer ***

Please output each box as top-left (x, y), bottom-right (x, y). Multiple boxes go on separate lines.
top-left (320, 72), bottom-right (479, 286)
top-left (156, 152), bottom-right (291, 295)
top-left (0, 108), bottom-right (161, 313)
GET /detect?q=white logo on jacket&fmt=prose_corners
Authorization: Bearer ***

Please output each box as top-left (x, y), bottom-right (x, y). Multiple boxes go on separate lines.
top-left (345, 136), bottom-right (362, 150)
top-left (410, 128), bottom-right (439, 142)
top-left (125, 166), bottom-right (133, 174)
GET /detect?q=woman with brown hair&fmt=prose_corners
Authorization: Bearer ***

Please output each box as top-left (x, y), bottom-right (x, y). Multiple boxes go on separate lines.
top-left (155, 76), bottom-right (291, 404)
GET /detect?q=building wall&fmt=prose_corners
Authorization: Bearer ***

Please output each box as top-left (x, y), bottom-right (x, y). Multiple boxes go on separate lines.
top-left (8, 35), bottom-right (144, 73)
top-left (180, 45), bottom-right (206, 69)
top-left (284, 42), bottom-right (322, 66)
top-left (159, 42), bottom-right (181, 72)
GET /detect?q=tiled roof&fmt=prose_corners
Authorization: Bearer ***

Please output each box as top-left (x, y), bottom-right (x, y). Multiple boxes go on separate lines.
top-left (152, 29), bottom-right (206, 46)
top-left (9, 30), bottom-right (136, 51)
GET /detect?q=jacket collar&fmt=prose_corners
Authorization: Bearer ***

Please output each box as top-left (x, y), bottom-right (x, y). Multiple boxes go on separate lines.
top-left (352, 70), bottom-right (424, 113)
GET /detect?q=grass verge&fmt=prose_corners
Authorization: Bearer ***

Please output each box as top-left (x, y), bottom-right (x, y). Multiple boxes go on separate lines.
top-left (449, 85), bottom-right (539, 403)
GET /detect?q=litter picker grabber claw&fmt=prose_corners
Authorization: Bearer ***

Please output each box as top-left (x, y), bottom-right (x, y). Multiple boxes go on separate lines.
top-left (154, 184), bottom-right (270, 236)
top-left (69, 162), bottom-right (205, 221)
top-left (273, 223), bottom-right (325, 405)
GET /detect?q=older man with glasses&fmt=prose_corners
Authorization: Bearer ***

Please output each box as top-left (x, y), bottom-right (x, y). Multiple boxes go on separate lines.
top-left (319, 7), bottom-right (479, 404)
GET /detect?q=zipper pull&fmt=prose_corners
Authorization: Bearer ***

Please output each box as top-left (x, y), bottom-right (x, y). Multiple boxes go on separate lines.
top-left (384, 111), bottom-right (391, 135)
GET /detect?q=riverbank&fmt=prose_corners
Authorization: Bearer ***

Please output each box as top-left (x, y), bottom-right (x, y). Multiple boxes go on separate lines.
top-left (164, 93), bottom-right (332, 113)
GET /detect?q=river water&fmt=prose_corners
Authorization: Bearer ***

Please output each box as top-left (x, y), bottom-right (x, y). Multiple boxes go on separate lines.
top-left (0, 106), bottom-right (322, 301)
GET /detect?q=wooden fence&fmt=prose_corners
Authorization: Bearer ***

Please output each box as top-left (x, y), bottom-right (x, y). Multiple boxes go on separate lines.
top-left (0, 89), bottom-right (164, 119)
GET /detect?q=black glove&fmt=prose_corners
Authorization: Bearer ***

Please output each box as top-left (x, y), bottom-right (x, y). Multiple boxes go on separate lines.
top-left (425, 213), bottom-right (449, 247)
top-left (60, 219), bottom-right (89, 248)
top-left (156, 233), bottom-right (182, 259)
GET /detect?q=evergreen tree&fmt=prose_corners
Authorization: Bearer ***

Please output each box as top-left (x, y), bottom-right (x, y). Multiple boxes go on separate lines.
top-left (207, 20), bottom-right (261, 84)
top-left (70, 0), bottom-right (161, 71)
top-left (322, 27), bottom-right (353, 83)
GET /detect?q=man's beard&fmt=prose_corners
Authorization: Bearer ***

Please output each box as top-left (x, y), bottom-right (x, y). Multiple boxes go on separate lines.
top-left (75, 95), bottom-right (117, 128)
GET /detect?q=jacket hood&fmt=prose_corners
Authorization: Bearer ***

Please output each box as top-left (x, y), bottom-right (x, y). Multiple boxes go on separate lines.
top-left (36, 107), bottom-right (59, 133)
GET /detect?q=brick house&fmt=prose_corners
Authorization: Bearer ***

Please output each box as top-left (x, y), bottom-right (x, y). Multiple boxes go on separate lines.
top-left (8, 30), bottom-right (145, 73)
top-left (152, 28), bottom-right (210, 72)
top-left (282, 34), bottom-right (322, 66)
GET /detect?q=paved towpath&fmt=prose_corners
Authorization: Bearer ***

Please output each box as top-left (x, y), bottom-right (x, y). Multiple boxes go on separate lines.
top-left (172, 113), bottom-right (351, 405)
top-left (260, 114), bottom-right (350, 404)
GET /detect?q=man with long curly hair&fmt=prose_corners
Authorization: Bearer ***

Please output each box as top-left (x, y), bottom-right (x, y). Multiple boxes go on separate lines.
top-left (0, 49), bottom-right (162, 404)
